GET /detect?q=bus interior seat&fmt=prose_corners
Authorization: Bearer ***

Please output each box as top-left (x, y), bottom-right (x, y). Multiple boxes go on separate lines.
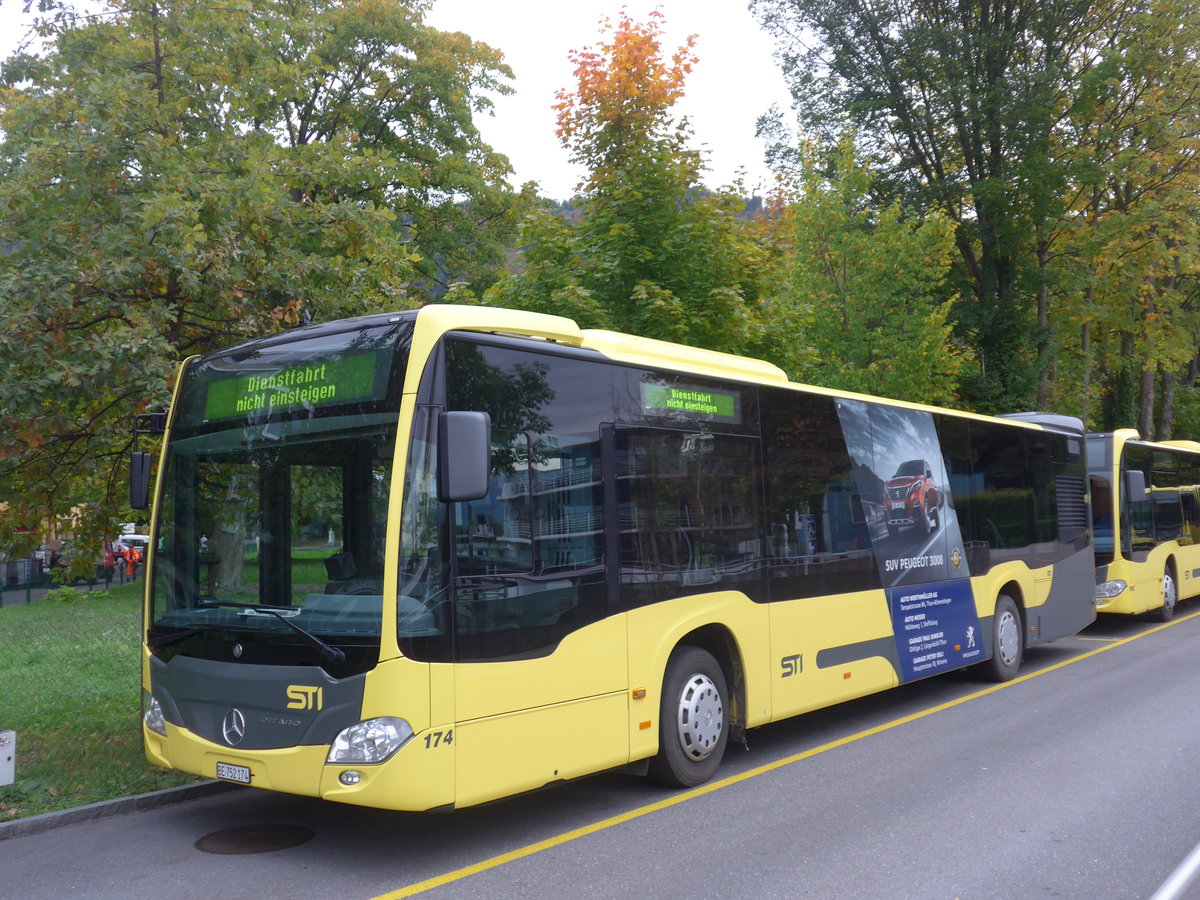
top-left (324, 551), bottom-right (380, 595)
top-left (325, 552), bottom-right (358, 581)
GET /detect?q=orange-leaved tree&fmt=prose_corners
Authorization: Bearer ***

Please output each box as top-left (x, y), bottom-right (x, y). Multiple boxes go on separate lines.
top-left (485, 10), bottom-right (771, 354)
top-left (554, 9), bottom-right (695, 169)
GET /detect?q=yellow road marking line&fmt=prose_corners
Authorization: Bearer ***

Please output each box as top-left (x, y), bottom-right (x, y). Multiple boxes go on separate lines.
top-left (375, 609), bottom-right (1200, 899)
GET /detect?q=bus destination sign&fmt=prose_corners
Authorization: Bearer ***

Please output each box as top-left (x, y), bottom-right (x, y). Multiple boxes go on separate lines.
top-left (203, 352), bottom-right (379, 421)
top-left (641, 382), bottom-right (741, 423)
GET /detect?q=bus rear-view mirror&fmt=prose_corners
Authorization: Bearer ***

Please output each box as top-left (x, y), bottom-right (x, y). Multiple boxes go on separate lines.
top-left (1124, 469), bottom-right (1147, 500)
top-left (130, 451), bottom-right (153, 510)
top-left (438, 411), bottom-right (491, 503)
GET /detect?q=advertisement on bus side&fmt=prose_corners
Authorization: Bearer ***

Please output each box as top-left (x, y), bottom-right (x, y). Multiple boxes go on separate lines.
top-left (836, 399), bottom-right (982, 681)
top-left (888, 578), bottom-right (984, 681)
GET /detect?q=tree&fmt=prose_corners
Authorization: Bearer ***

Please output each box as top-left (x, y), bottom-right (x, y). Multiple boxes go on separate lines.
top-left (770, 137), bottom-right (967, 405)
top-left (1047, 0), bottom-right (1200, 436)
top-left (753, 0), bottom-right (1107, 413)
top-left (483, 10), bottom-right (771, 355)
top-left (0, 0), bottom-right (516, 564)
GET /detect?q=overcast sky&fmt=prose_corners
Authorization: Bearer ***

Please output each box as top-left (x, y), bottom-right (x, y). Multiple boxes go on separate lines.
top-left (425, 0), bottom-right (794, 197)
top-left (0, 0), bottom-right (795, 198)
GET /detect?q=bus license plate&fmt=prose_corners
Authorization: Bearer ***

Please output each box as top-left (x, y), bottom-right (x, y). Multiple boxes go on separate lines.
top-left (215, 762), bottom-right (252, 784)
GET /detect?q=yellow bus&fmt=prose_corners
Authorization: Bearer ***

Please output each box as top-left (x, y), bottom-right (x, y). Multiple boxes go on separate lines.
top-left (1088, 429), bottom-right (1200, 619)
top-left (136, 305), bottom-right (1096, 811)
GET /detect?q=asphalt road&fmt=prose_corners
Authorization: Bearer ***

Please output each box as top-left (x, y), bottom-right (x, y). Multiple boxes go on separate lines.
top-left (4, 609), bottom-right (1200, 900)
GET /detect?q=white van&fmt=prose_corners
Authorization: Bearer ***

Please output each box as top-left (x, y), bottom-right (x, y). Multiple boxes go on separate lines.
top-left (116, 533), bottom-right (150, 554)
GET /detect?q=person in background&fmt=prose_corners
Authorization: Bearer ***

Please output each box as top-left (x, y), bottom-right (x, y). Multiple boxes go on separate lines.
top-left (101, 538), bottom-right (117, 587)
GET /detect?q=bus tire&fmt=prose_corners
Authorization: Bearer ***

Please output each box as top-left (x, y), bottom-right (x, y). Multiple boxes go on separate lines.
top-left (978, 594), bottom-right (1023, 683)
top-left (648, 646), bottom-right (729, 788)
top-left (1157, 568), bottom-right (1178, 622)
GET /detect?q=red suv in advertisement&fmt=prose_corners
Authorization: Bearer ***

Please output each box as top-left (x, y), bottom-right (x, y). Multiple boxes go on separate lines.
top-left (884, 459), bottom-right (940, 537)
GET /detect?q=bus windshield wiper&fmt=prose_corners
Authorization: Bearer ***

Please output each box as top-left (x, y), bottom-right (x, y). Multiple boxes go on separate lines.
top-left (261, 609), bottom-right (346, 666)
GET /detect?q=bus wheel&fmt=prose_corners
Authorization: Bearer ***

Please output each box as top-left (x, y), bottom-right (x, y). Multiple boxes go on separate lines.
top-left (1158, 569), bottom-right (1178, 622)
top-left (648, 647), bottom-right (729, 788)
top-left (978, 594), bottom-right (1023, 682)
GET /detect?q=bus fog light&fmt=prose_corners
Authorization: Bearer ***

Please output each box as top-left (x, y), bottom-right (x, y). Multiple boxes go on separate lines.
top-left (143, 692), bottom-right (166, 736)
top-left (327, 717), bottom-right (413, 764)
top-left (339, 770), bottom-right (362, 786)
top-left (1095, 580), bottom-right (1128, 599)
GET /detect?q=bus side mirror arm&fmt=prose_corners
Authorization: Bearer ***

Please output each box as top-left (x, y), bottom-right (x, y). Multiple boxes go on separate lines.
top-left (438, 411), bottom-right (491, 503)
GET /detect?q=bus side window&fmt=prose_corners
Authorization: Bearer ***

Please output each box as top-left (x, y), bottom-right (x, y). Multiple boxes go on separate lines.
top-left (443, 338), bottom-right (610, 660)
top-left (1122, 447), bottom-right (1153, 559)
top-left (453, 428), bottom-right (533, 577)
top-left (615, 427), bottom-right (761, 608)
top-left (760, 389), bottom-right (881, 600)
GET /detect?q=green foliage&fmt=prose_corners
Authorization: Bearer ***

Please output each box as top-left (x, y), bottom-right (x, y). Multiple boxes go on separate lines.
top-left (755, 0), bottom-right (1200, 432)
top-left (0, 0), bottom-right (518, 557)
top-left (768, 138), bottom-right (967, 406)
top-left (1046, 0), bottom-right (1200, 435)
top-left (483, 10), bottom-right (772, 356)
top-left (753, 0), bottom-right (1101, 413)
top-left (0, 583), bottom-right (198, 821)
top-left (42, 586), bottom-right (89, 604)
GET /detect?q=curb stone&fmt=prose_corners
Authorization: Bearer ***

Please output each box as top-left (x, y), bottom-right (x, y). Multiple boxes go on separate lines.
top-left (0, 780), bottom-right (242, 842)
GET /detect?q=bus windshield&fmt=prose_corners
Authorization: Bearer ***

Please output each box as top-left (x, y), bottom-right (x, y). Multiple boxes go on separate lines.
top-left (147, 315), bottom-right (412, 675)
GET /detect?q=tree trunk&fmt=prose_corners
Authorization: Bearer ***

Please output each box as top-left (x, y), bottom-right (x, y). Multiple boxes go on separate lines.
top-left (1036, 239), bottom-right (1050, 410)
top-left (1137, 360), bottom-right (1156, 440)
top-left (212, 522), bottom-right (246, 595)
top-left (1159, 366), bottom-right (1177, 440)
top-left (1080, 318), bottom-right (1091, 426)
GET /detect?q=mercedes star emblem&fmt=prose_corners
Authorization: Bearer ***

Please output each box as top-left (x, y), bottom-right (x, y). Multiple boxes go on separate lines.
top-left (222, 708), bottom-right (246, 746)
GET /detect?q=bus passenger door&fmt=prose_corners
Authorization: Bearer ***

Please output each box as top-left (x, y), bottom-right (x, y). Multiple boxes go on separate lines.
top-left (449, 426), bottom-right (628, 807)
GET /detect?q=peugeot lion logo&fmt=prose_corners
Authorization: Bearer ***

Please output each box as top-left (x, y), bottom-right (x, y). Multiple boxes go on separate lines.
top-left (222, 709), bottom-right (246, 746)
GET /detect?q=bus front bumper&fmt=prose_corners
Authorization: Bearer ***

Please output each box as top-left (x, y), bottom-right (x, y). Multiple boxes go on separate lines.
top-left (143, 721), bottom-right (455, 812)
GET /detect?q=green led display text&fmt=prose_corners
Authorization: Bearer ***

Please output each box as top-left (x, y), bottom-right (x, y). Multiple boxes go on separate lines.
top-left (204, 352), bottom-right (379, 420)
top-left (642, 383), bottom-right (739, 419)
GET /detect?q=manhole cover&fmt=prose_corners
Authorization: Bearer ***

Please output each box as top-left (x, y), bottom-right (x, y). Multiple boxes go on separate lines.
top-left (195, 823), bottom-right (314, 855)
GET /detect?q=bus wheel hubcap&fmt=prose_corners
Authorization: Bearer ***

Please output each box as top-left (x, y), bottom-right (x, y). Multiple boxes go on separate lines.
top-left (997, 611), bottom-right (1019, 665)
top-left (675, 673), bottom-right (723, 761)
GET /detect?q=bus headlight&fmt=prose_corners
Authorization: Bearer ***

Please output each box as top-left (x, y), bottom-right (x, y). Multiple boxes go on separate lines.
top-left (143, 691), bottom-right (166, 736)
top-left (1095, 580), bottom-right (1128, 599)
top-left (327, 717), bottom-right (414, 764)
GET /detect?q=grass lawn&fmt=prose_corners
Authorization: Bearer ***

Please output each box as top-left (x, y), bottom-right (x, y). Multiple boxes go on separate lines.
top-left (0, 582), bottom-right (200, 821)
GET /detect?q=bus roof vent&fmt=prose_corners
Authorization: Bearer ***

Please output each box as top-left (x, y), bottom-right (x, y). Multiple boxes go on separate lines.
top-left (1000, 411), bottom-right (1085, 436)
top-left (418, 305), bottom-right (586, 346)
top-left (581, 330), bottom-right (790, 385)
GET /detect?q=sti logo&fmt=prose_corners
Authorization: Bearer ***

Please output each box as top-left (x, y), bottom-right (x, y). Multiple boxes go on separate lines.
top-left (286, 686), bottom-right (324, 711)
